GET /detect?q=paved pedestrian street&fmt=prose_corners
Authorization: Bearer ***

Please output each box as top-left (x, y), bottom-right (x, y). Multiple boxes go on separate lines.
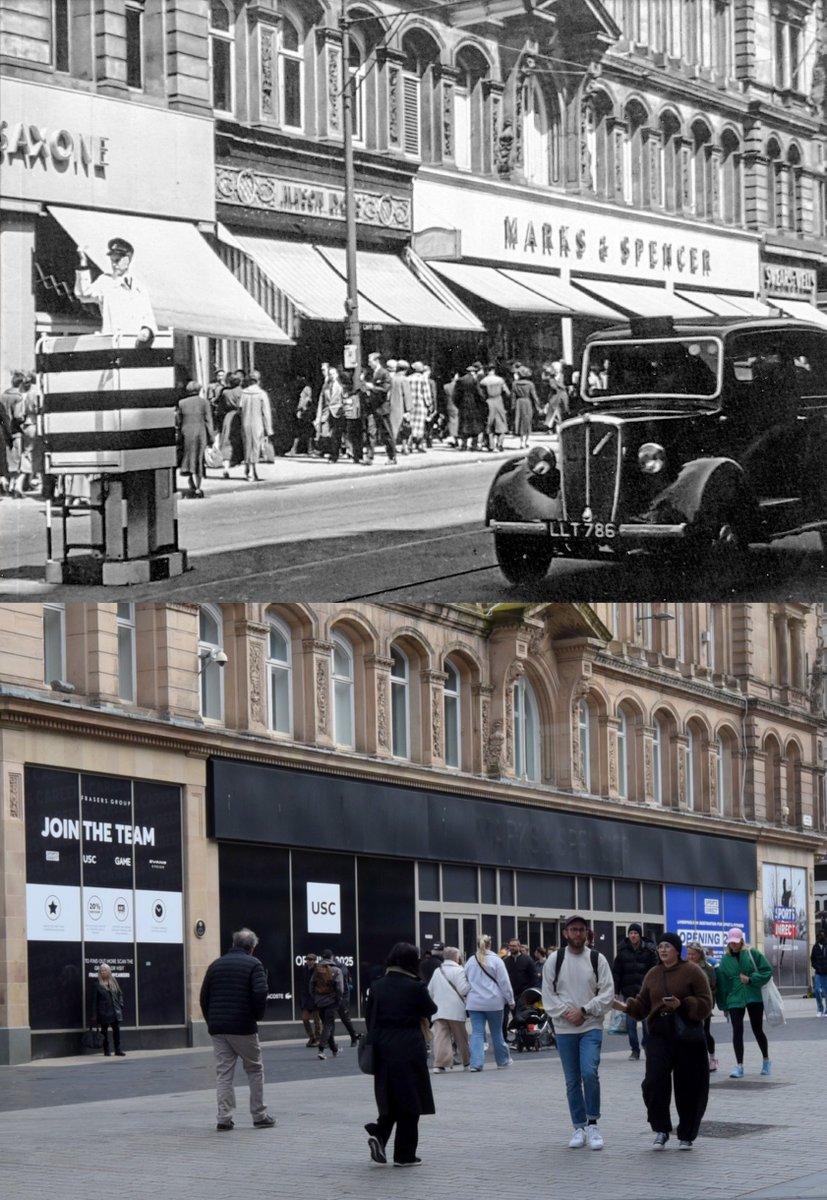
top-left (1, 1000), bottom-right (823, 1200)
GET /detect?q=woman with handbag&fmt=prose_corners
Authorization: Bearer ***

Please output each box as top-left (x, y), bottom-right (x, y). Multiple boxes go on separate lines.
top-left (716, 927), bottom-right (773, 1079)
top-left (239, 369), bottom-right (273, 481)
top-left (95, 963), bottom-right (126, 1057)
top-left (463, 933), bottom-right (514, 1071)
top-left (363, 942), bottom-right (437, 1168)
top-left (613, 932), bottom-right (712, 1150)
top-left (426, 945), bottom-right (470, 1071)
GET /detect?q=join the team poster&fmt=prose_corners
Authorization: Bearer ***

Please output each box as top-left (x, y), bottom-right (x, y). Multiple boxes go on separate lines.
top-left (25, 766), bottom-right (185, 1031)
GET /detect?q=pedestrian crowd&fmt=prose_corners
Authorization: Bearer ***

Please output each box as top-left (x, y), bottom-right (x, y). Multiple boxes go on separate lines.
top-left (177, 918), bottom-right (793, 1169)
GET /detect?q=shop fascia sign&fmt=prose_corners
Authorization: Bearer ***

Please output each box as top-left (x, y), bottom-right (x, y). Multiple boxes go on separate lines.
top-left (763, 263), bottom-right (816, 299)
top-left (216, 164), bottom-right (412, 231)
top-left (0, 118), bottom-right (108, 173)
top-left (503, 213), bottom-right (713, 278)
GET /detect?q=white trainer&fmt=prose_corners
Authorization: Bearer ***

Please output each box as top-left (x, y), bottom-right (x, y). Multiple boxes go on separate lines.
top-left (586, 1124), bottom-right (604, 1150)
top-left (568, 1127), bottom-right (587, 1149)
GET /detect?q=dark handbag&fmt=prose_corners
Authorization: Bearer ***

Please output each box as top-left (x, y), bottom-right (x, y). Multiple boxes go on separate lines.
top-left (357, 1036), bottom-right (375, 1075)
top-left (81, 1026), bottom-right (104, 1053)
top-left (673, 1011), bottom-right (706, 1043)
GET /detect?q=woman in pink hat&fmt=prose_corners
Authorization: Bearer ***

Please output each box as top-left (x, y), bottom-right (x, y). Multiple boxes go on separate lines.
top-left (715, 928), bottom-right (773, 1078)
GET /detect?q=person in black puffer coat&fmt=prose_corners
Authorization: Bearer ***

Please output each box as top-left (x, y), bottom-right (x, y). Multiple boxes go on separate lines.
top-left (199, 927), bottom-right (275, 1132)
top-left (612, 923), bottom-right (658, 1060)
top-left (95, 963), bottom-right (125, 1057)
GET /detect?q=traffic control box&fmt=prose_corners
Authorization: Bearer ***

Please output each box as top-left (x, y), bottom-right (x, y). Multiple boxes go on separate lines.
top-left (37, 331), bottom-right (188, 585)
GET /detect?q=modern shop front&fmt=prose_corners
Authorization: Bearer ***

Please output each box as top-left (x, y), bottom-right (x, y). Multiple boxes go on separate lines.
top-left (0, 76), bottom-right (288, 387)
top-left (412, 170), bottom-right (766, 367)
top-left (206, 757), bottom-right (757, 1024)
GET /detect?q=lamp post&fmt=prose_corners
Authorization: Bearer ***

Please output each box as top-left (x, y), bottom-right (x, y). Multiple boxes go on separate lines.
top-left (635, 610), bottom-right (674, 641)
top-left (340, 2), bottom-right (361, 388)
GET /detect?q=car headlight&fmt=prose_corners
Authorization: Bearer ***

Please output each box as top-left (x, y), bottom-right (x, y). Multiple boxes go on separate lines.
top-left (527, 446), bottom-right (557, 476)
top-left (638, 442), bottom-right (666, 475)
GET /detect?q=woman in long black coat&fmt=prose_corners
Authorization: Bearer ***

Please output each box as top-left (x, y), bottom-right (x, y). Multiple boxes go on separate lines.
top-left (364, 942), bottom-right (437, 1167)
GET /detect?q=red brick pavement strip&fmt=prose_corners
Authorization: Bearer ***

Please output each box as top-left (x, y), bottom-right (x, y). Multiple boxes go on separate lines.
top-left (2, 1000), bottom-right (822, 1200)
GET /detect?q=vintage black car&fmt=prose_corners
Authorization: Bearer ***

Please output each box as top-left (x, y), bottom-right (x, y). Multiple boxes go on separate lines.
top-left (486, 315), bottom-right (827, 584)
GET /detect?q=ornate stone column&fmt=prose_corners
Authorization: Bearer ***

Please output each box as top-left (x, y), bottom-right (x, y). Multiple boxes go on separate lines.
top-left (227, 618), bottom-right (269, 734)
top-left (673, 733), bottom-right (689, 809)
top-left (248, 5), bottom-right (282, 128)
top-left (302, 638), bottom-right (334, 747)
top-left (421, 669), bottom-right (448, 767)
top-left (604, 715), bottom-right (621, 799)
top-left (376, 47), bottom-right (406, 154)
top-left (474, 683), bottom-right (494, 777)
top-left (483, 79), bottom-right (505, 178)
top-left (705, 738), bottom-right (720, 814)
top-left (641, 724), bottom-right (656, 804)
top-left (366, 655), bottom-right (394, 757)
top-left (315, 25), bottom-right (343, 141)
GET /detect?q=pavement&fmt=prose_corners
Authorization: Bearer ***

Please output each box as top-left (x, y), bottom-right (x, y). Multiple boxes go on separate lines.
top-left (2, 997), bottom-right (824, 1200)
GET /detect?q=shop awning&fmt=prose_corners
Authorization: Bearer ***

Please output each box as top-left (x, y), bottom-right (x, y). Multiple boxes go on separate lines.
top-left (430, 261), bottom-right (566, 313)
top-left (500, 269), bottom-right (622, 319)
top-left (675, 290), bottom-right (776, 318)
top-left (572, 279), bottom-right (709, 319)
top-left (48, 205), bottom-right (291, 343)
top-left (770, 297), bottom-right (827, 330)
top-left (225, 233), bottom-right (483, 331)
top-left (318, 246), bottom-right (484, 330)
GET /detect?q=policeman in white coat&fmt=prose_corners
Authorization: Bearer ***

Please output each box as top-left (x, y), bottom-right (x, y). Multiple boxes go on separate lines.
top-left (75, 236), bottom-right (157, 344)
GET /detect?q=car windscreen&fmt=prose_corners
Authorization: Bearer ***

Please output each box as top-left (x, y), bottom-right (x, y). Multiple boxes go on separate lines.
top-left (582, 337), bottom-right (721, 402)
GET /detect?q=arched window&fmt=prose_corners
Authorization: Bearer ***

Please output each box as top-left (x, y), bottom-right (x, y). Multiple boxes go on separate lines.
top-left (117, 602), bottom-right (136, 703)
top-left (787, 145), bottom-right (802, 233)
top-left (401, 31), bottom-right (440, 161)
top-left (578, 698), bottom-right (592, 793)
top-left (198, 605), bottom-right (224, 721)
top-left (616, 708), bottom-right (628, 800)
top-left (659, 111), bottom-right (682, 212)
top-left (442, 660), bottom-right (461, 768)
top-left (267, 616), bottom-right (292, 735)
top-left (586, 90), bottom-right (614, 200)
top-left (522, 77), bottom-right (560, 186)
top-left (691, 120), bottom-right (712, 218)
top-left (786, 742), bottom-right (802, 825)
top-left (332, 632), bottom-right (355, 748)
top-left (454, 47), bottom-right (489, 174)
top-left (721, 130), bottom-right (742, 225)
top-left (717, 731), bottom-right (737, 817)
top-left (652, 715), bottom-right (664, 805)
top-left (685, 726), bottom-right (695, 811)
top-left (766, 139), bottom-right (782, 228)
top-left (390, 646), bottom-right (410, 758)
top-left (209, 1), bottom-right (233, 114)
top-left (348, 39), bottom-right (365, 144)
top-left (279, 15), bottom-right (303, 130)
top-left (765, 735), bottom-right (782, 824)
top-left (43, 602), bottom-right (66, 686)
top-left (623, 101), bottom-right (648, 207)
top-left (514, 676), bottom-right (540, 782)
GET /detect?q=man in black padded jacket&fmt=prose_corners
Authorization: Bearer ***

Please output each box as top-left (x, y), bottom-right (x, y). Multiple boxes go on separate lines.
top-left (200, 927), bottom-right (276, 1132)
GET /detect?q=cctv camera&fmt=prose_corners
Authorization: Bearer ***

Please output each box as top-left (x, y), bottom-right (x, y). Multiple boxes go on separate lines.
top-left (213, 650), bottom-right (228, 667)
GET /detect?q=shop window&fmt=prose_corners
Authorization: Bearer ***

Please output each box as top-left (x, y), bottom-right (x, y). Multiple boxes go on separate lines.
top-left (577, 877), bottom-right (590, 909)
top-left (480, 866), bottom-right (496, 904)
top-left (615, 879), bottom-right (639, 911)
top-left (53, 0), bottom-right (69, 72)
top-left (267, 615), bottom-right (292, 736)
top-left (279, 15), bottom-right (303, 130)
top-left (390, 645), bottom-right (410, 759)
top-left (642, 882), bottom-right (663, 913)
top-left (198, 604), bottom-right (224, 722)
top-left (331, 632), bottom-right (355, 749)
top-left (418, 861), bottom-right (440, 901)
top-left (209, 1), bottom-right (234, 115)
top-left (720, 130), bottom-right (742, 225)
top-left (518, 872), bottom-right (574, 909)
top-left (499, 870), bottom-right (515, 906)
top-left (616, 708), bottom-right (629, 799)
top-left (126, 2), bottom-right (143, 90)
top-left (443, 659), bottom-right (461, 769)
top-left (513, 676), bottom-right (540, 781)
top-left (43, 603), bottom-right (66, 686)
top-left (578, 698), bottom-right (592, 793)
top-left (117, 603), bottom-right (136, 703)
top-left (443, 864), bottom-right (478, 903)
top-left (593, 877), bottom-right (612, 910)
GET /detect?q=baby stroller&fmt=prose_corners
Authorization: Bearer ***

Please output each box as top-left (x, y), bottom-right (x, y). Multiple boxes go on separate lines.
top-left (509, 987), bottom-right (555, 1052)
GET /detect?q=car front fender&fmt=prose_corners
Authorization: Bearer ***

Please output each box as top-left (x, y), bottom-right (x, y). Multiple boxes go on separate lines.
top-left (485, 455), bottom-right (563, 525)
top-left (646, 457), bottom-right (755, 528)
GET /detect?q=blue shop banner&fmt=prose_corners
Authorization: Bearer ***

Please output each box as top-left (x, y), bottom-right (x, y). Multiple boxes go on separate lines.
top-left (664, 886), bottom-right (749, 963)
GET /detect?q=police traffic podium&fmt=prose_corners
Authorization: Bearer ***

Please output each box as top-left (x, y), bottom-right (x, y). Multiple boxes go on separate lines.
top-left (38, 330), bottom-right (187, 585)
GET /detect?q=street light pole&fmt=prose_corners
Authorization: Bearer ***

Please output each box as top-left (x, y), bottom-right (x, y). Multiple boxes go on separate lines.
top-left (340, 2), bottom-right (361, 388)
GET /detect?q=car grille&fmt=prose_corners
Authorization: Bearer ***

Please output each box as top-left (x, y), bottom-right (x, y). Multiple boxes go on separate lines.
top-left (560, 419), bottom-right (621, 523)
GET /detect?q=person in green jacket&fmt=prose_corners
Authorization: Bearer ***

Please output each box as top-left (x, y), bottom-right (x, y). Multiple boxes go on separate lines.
top-left (716, 927), bottom-right (773, 1078)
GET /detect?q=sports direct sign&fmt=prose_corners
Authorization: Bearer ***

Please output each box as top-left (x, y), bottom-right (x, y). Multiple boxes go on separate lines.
top-left (773, 906), bottom-right (797, 938)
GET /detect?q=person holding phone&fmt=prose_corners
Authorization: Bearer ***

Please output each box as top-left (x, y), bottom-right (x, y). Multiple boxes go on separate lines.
top-left (613, 933), bottom-right (712, 1151)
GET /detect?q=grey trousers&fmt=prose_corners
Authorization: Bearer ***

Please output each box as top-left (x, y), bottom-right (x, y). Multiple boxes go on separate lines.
top-left (211, 1033), bottom-right (267, 1123)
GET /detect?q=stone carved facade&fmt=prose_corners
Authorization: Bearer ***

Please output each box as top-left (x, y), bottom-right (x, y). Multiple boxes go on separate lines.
top-left (316, 658), bottom-right (329, 735)
top-left (377, 672), bottom-right (389, 749)
top-left (249, 639), bottom-right (264, 725)
top-left (8, 771), bottom-right (21, 818)
top-left (260, 27), bottom-right (275, 116)
top-left (328, 44), bottom-right (341, 133)
top-left (486, 718), bottom-right (505, 777)
top-left (432, 685), bottom-right (442, 759)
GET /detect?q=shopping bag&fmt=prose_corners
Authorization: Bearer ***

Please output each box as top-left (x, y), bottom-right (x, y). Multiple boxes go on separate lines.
top-left (762, 977), bottom-right (786, 1027)
top-left (259, 439), bottom-right (276, 464)
top-left (204, 444), bottom-right (223, 469)
top-left (606, 1008), bottom-right (627, 1034)
top-left (81, 1026), bottom-right (104, 1053)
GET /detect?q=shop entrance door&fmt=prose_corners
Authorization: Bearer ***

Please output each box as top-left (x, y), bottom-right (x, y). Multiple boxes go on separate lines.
top-left (518, 919), bottom-right (559, 952)
top-left (443, 915), bottom-right (478, 962)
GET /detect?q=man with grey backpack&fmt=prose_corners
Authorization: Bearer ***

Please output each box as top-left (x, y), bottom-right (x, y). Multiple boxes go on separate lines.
top-left (427, 947), bottom-right (470, 1071)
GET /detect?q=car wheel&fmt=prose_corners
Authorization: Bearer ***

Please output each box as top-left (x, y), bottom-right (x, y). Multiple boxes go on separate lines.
top-left (681, 512), bottom-right (745, 571)
top-left (494, 534), bottom-right (553, 585)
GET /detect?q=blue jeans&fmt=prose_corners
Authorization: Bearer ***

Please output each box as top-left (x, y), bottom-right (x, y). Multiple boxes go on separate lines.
top-left (468, 1009), bottom-right (511, 1069)
top-left (814, 973), bottom-right (827, 1014)
top-left (626, 1013), bottom-right (648, 1053)
top-left (556, 1029), bottom-right (603, 1127)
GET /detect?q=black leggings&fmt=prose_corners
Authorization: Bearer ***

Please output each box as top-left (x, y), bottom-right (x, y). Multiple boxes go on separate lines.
top-left (703, 1016), bottom-right (715, 1056)
top-left (729, 1002), bottom-right (768, 1062)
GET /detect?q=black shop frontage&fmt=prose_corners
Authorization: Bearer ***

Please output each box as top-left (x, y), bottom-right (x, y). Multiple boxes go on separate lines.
top-left (207, 758), bottom-right (756, 1031)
